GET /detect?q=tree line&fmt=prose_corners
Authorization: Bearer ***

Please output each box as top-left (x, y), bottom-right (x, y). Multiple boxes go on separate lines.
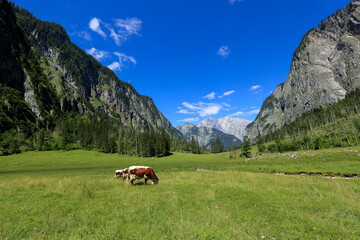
top-left (255, 88), bottom-right (360, 153)
top-left (1, 109), bottom-right (240, 157)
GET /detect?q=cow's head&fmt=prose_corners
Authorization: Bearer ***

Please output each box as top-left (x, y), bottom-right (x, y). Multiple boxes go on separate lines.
top-left (152, 176), bottom-right (159, 185)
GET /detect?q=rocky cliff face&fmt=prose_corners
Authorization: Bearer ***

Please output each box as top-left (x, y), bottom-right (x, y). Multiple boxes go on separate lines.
top-left (176, 123), bottom-right (241, 150)
top-left (197, 117), bottom-right (251, 141)
top-left (246, 0), bottom-right (360, 140)
top-left (1, 1), bottom-right (179, 136)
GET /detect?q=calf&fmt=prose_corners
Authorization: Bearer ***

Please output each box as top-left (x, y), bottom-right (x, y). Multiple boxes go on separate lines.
top-left (128, 166), bottom-right (159, 186)
top-left (114, 168), bottom-right (129, 181)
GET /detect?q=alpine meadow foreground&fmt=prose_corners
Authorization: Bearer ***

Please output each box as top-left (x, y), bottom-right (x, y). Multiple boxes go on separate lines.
top-left (0, 150), bottom-right (359, 239)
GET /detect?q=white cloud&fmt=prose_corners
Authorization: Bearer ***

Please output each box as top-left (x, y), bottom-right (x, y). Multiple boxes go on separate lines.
top-left (218, 90), bottom-right (235, 98)
top-left (217, 45), bottom-right (230, 58)
top-left (107, 52), bottom-right (136, 71)
top-left (81, 31), bottom-right (92, 41)
top-left (177, 117), bottom-right (199, 123)
top-left (72, 31), bottom-right (92, 41)
top-left (223, 90), bottom-right (235, 96)
top-left (222, 102), bottom-right (231, 108)
top-left (203, 92), bottom-right (216, 100)
top-left (86, 47), bottom-right (110, 61)
top-left (89, 17), bottom-right (142, 46)
top-left (89, 18), bottom-right (106, 38)
top-left (177, 109), bottom-right (195, 114)
top-left (108, 27), bottom-right (123, 46)
top-left (104, 17), bottom-right (142, 46)
top-left (108, 62), bottom-right (121, 71)
top-left (70, 30), bottom-right (92, 41)
top-left (114, 52), bottom-right (137, 64)
top-left (113, 17), bottom-right (142, 36)
top-left (182, 102), bottom-right (222, 117)
top-left (228, 109), bottom-right (260, 117)
top-left (250, 85), bottom-right (262, 91)
top-left (229, 0), bottom-right (243, 4)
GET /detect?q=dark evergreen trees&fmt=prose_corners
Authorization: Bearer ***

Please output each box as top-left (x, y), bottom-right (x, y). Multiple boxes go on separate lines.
top-left (240, 136), bottom-right (251, 158)
top-left (210, 138), bottom-right (224, 153)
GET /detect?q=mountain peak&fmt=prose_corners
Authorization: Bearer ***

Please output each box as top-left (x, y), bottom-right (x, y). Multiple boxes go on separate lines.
top-left (197, 117), bottom-right (251, 140)
top-left (176, 123), bottom-right (241, 150)
top-left (246, 0), bottom-right (360, 140)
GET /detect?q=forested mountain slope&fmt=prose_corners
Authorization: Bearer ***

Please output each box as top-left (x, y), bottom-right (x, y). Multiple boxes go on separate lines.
top-left (246, 0), bottom-right (360, 140)
top-left (0, 0), bottom-right (182, 156)
top-left (260, 88), bottom-right (360, 152)
top-left (1, 0), bottom-right (179, 136)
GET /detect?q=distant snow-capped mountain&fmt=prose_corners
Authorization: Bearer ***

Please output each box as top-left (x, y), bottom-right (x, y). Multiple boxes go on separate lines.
top-left (176, 123), bottom-right (241, 150)
top-left (197, 117), bottom-right (252, 140)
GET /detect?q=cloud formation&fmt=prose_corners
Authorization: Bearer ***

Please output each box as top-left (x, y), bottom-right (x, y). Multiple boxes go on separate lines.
top-left (221, 102), bottom-right (231, 108)
top-left (89, 18), bottom-right (106, 38)
top-left (229, 0), bottom-right (243, 4)
top-left (250, 85), bottom-right (263, 94)
top-left (107, 17), bottom-right (142, 46)
top-left (182, 102), bottom-right (222, 117)
top-left (86, 47), bottom-right (110, 61)
top-left (203, 92), bottom-right (216, 100)
top-left (108, 52), bottom-right (136, 71)
top-left (89, 17), bottom-right (142, 46)
top-left (114, 17), bottom-right (142, 36)
top-left (250, 85), bottom-right (262, 91)
top-left (217, 45), bottom-right (230, 58)
top-left (176, 108), bottom-right (195, 114)
top-left (108, 27), bottom-right (123, 46)
top-left (177, 117), bottom-right (199, 123)
top-left (223, 90), bottom-right (235, 96)
top-left (218, 90), bottom-right (236, 98)
top-left (228, 109), bottom-right (260, 117)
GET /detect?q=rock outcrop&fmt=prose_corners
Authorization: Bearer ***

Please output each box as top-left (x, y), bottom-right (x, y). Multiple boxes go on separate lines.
top-left (246, 0), bottom-right (360, 140)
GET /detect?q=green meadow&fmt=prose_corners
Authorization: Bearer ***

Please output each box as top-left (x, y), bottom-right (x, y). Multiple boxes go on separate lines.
top-left (0, 149), bottom-right (359, 239)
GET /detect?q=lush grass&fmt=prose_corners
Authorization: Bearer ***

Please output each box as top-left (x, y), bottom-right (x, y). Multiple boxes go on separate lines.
top-left (0, 150), bottom-right (359, 239)
top-left (0, 150), bottom-right (239, 173)
top-left (1, 147), bottom-right (360, 176)
top-left (238, 147), bottom-right (360, 176)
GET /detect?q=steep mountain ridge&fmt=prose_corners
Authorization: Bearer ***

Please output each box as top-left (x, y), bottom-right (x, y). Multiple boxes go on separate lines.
top-left (176, 122), bottom-right (241, 150)
top-left (1, 0), bottom-right (179, 136)
top-left (197, 117), bottom-right (251, 141)
top-left (246, 0), bottom-right (360, 140)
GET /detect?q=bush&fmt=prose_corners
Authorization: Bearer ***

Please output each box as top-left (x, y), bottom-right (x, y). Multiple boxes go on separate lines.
top-left (268, 143), bottom-right (278, 153)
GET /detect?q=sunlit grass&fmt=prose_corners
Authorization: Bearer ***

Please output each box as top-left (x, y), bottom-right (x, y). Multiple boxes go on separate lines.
top-left (0, 149), bottom-right (359, 239)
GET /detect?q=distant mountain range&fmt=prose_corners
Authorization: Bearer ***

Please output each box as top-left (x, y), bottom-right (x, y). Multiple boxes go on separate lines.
top-left (176, 117), bottom-right (251, 150)
top-left (176, 123), bottom-right (241, 150)
top-left (197, 117), bottom-right (251, 141)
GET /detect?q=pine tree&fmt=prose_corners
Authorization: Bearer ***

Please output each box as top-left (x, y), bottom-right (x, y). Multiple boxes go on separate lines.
top-left (256, 135), bottom-right (265, 153)
top-left (37, 128), bottom-right (45, 151)
top-left (240, 136), bottom-right (251, 158)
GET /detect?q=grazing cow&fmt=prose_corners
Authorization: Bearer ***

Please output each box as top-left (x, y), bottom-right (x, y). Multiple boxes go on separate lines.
top-left (128, 166), bottom-right (159, 186)
top-left (114, 168), bottom-right (129, 181)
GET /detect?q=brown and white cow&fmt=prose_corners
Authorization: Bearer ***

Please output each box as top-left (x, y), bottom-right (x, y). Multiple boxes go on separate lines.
top-left (114, 168), bottom-right (129, 181)
top-left (128, 166), bottom-right (159, 186)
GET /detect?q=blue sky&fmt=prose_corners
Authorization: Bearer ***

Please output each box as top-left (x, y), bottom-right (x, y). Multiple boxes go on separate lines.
top-left (14, 0), bottom-right (348, 126)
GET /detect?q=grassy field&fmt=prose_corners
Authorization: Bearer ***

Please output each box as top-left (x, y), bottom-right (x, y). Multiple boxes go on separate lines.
top-left (0, 149), bottom-right (359, 239)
